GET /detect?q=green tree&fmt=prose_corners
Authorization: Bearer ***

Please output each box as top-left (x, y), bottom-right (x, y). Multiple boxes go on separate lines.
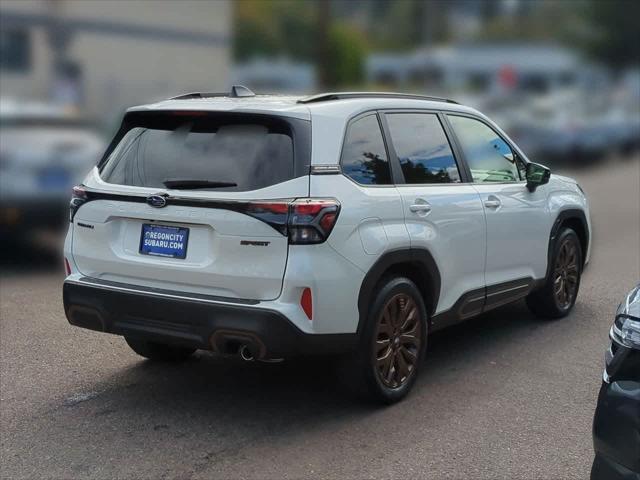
top-left (584, 0), bottom-right (640, 70)
top-left (326, 22), bottom-right (367, 87)
top-left (233, 0), bottom-right (316, 61)
top-left (234, 0), bottom-right (368, 88)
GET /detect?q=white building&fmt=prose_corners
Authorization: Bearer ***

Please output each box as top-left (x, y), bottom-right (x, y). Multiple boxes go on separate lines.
top-left (367, 44), bottom-right (584, 95)
top-left (232, 58), bottom-right (316, 94)
top-left (0, 0), bottom-right (231, 120)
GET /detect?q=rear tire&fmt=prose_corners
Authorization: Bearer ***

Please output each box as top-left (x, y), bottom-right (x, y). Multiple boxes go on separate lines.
top-left (125, 337), bottom-right (196, 362)
top-left (349, 276), bottom-right (428, 404)
top-left (526, 227), bottom-right (582, 319)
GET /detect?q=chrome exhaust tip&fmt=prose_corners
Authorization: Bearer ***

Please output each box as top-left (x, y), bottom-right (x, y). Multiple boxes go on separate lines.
top-left (239, 344), bottom-right (254, 362)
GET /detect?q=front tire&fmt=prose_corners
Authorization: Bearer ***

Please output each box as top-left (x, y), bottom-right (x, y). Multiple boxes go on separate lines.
top-left (351, 276), bottom-right (428, 404)
top-left (125, 337), bottom-right (196, 362)
top-left (526, 227), bottom-right (583, 319)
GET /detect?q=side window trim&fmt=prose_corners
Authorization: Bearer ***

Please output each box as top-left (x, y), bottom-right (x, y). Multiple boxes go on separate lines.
top-left (338, 111), bottom-right (395, 188)
top-left (379, 109), bottom-right (470, 185)
top-left (445, 112), bottom-right (527, 183)
top-left (437, 112), bottom-right (473, 184)
top-left (378, 111), bottom-right (408, 185)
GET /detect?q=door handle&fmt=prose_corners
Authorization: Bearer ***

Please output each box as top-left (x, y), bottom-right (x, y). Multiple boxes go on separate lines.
top-left (484, 196), bottom-right (501, 209)
top-left (409, 203), bottom-right (432, 213)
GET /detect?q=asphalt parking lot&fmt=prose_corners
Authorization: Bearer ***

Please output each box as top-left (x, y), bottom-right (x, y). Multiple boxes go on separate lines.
top-left (1, 157), bottom-right (639, 480)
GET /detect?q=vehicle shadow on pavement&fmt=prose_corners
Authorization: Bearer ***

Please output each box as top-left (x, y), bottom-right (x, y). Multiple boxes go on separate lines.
top-left (59, 298), bottom-right (585, 420)
top-left (16, 299), bottom-right (596, 478)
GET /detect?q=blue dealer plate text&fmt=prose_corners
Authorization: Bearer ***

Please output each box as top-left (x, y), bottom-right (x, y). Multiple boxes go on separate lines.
top-left (139, 224), bottom-right (189, 259)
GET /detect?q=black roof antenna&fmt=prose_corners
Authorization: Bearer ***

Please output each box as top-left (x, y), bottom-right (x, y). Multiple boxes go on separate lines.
top-left (230, 85), bottom-right (255, 98)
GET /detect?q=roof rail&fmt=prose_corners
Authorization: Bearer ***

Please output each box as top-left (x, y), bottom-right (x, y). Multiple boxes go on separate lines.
top-left (170, 85), bottom-right (256, 101)
top-left (297, 92), bottom-right (458, 105)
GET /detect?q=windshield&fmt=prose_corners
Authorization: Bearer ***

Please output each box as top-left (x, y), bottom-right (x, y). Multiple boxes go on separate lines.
top-left (100, 113), bottom-right (296, 192)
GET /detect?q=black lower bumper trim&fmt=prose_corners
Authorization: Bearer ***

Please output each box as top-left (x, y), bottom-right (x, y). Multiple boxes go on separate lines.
top-left (63, 280), bottom-right (357, 358)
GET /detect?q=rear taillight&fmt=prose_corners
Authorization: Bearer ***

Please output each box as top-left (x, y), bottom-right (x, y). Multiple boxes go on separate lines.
top-left (69, 185), bottom-right (88, 222)
top-left (288, 199), bottom-right (340, 245)
top-left (244, 198), bottom-right (340, 244)
top-left (245, 201), bottom-right (290, 235)
top-left (64, 257), bottom-right (71, 276)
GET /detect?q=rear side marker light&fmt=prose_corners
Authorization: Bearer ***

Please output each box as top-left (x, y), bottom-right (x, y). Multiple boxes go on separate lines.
top-left (300, 288), bottom-right (313, 320)
top-left (64, 258), bottom-right (71, 276)
top-left (319, 212), bottom-right (337, 232)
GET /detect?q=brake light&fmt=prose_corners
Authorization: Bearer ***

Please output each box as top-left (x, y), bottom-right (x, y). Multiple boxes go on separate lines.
top-left (300, 288), bottom-right (313, 320)
top-left (249, 202), bottom-right (289, 214)
top-left (169, 111), bottom-right (208, 117)
top-left (242, 198), bottom-right (340, 244)
top-left (288, 199), bottom-right (340, 245)
top-left (244, 201), bottom-right (290, 235)
top-left (69, 185), bottom-right (88, 222)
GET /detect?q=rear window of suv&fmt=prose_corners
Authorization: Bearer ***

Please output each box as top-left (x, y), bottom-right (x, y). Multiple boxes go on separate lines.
top-left (99, 112), bottom-right (307, 192)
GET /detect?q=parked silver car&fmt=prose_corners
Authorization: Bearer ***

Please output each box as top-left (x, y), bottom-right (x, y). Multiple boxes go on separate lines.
top-left (0, 100), bottom-right (105, 241)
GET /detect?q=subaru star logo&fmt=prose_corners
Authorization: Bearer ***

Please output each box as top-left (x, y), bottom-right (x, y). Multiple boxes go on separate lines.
top-left (147, 195), bottom-right (167, 208)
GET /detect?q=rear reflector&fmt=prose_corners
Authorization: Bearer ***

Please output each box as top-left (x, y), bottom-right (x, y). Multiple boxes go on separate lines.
top-left (300, 288), bottom-right (313, 320)
top-left (64, 257), bottom-right (71, 276)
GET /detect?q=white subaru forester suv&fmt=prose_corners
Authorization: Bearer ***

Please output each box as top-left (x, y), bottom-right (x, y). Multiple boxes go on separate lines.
top-left (63, 87), bottom-right (591, 403)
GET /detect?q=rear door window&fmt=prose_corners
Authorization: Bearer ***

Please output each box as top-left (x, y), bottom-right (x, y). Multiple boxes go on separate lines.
top-left (340, 114), bottom-right (392, 185)
top-left (100, 113), bottom-right (296, 192)
top-left (386, 113), bottom-right (461, 184)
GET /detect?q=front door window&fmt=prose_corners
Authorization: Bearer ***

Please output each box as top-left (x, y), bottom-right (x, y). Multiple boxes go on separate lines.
top-left (448, 115), bottom-right (521, 183)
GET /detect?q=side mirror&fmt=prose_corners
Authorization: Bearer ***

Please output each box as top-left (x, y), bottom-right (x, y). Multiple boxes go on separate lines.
top-left (526, 162), bottom-right (551, 192)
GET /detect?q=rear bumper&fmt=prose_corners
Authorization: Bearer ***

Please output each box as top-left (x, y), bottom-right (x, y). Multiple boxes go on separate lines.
top-left (63, 278), bottom-right (356, 358)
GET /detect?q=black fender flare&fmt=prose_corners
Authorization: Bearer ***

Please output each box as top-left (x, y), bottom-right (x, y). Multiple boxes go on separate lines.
top-left (545, 208), bottom-right (589, 281)
top-left (356, 248), bottom-right (441, 335)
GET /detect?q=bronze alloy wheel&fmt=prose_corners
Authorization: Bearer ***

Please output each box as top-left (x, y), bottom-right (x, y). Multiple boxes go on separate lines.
top-left (553, 237), bottom-right (580, 310)
top-left (373, 293), bottom-right (422, 389)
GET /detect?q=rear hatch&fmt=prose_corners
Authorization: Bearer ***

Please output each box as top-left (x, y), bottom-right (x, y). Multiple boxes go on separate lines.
top-left (70, 110), bottom-right (310, 301)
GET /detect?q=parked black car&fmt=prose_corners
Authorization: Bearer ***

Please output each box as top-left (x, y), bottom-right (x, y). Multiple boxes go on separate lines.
top-left (592, 284), bottom-right (640, 480)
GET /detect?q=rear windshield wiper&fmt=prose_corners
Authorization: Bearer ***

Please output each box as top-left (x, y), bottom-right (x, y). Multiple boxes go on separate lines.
top-left (163, 180), bottom-right (238, 190)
